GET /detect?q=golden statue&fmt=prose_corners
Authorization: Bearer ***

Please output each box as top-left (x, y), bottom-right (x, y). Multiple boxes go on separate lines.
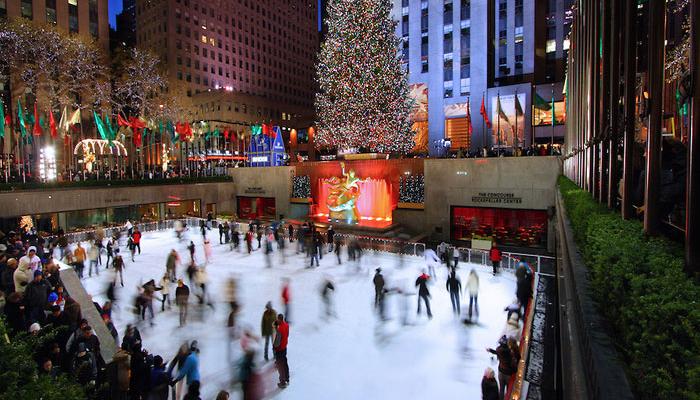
top-left (325, 162), bottom-right (362, 223)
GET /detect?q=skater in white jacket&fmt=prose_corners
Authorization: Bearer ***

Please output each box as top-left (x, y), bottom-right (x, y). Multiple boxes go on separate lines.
top-left (466, 269), bottom-right (479, 320)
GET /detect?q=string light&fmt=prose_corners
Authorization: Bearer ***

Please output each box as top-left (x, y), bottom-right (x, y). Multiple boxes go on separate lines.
top-left (399, 174), bottom-right (425, 203)
top-left (315, 0), bottom-right (415, 154)
top-left (293, 175), bottom-right (312, 198)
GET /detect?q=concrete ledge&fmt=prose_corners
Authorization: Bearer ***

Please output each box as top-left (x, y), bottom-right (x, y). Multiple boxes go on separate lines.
top-left (555, 190), bottom-right (633, 400)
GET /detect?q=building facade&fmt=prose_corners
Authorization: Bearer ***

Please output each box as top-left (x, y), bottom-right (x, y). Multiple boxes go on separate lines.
top-left (135, 0), bottom-right (318, 129)
top-left (392, 0), bottom-right (570, 155)
top-left (115, 0), bottom-right (136, 47)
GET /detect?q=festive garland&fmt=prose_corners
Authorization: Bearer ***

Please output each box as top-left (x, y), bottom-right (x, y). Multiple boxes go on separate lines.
top-left (399, 174), bottom-right (425, 203)
top-left (292, 175), bottom-right (311, 198)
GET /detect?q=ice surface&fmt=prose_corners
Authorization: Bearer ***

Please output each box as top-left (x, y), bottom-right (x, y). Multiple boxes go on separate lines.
top-left (66, 229), bottom-right (518, 399)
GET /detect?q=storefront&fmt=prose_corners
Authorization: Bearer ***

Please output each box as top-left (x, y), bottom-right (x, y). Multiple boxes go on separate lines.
top-left (451, 206), bottom-right (548, 248)
top-left (236, 196), bottom-right (276, 220)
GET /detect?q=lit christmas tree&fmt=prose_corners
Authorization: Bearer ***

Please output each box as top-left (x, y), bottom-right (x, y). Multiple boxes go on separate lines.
top-left (315, 0), bottom-right (414, 154)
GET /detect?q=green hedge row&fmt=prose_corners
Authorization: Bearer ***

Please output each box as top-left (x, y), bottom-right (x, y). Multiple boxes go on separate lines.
top-left (0, 175), bottom-right (232, 192)
top-left (558, 176), bottom-right (700, 400)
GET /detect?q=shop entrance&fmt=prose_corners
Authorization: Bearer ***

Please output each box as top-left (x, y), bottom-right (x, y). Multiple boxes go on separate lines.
top-left (237, 196), bottom-right (276, 220)
top-left (451, 206), bottom-right (548, 248)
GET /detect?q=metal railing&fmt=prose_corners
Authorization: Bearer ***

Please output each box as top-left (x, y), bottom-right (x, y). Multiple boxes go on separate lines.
top-left (45, 217), bottom-right (205, 244)
top-left (455, 247), bottom-right (556, 275)
top-left (333, 233), bottom-right (426, 257)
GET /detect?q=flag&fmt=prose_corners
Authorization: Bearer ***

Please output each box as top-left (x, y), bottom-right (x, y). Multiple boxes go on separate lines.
top-left (0, 98), bottom-right (4, 138)
top-left (58, 106), bottom-right (67, 134)
top-left (93, 111), bottom-right (107, 140)
top-left (68, 108), bottom-right (81, 125)
top-left (466, 99), bottom-right (473, 136)
top-left (33, 103), bottom-right (43, 136)
top-left (105, 115), bottom-right (117, 143)
top-left (533, 93), bottom-right (551, 110)
top-left (480, 95), bottom-right (491, 128)
top-left (251, 125), bottom-right (262, 135)
top-left (262, 123), bottom-right (276, 138)
top-left (49, 108), bottom-right (57, 139)
top-left (17, 100), bottom-right (27, 137)
top-left (551, 93), bottom-right (556, 126)
top-left (515, 95), bottom-right (524, 116)
top-left (496, 95), bottom-right (510, 124)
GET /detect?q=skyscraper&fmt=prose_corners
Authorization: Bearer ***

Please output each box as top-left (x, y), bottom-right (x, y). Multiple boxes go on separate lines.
top-left (393, 0), bottom-right (570, 155)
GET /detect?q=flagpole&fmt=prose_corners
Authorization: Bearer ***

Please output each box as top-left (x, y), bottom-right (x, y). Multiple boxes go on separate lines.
top-left (515, 90), bottom-right (519, 156)
top-left (482, 92), bottom-right (486, 151)
top-left (551, 83), bottom-right (555, 154)
top-left (497, 92), bottom-right (501, 157)
top-left (531, 84), bottom-right (536, 148)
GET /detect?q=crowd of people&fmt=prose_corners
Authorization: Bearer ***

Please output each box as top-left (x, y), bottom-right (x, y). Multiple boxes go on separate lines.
top-left (0, 215), bottom-right (535, 400)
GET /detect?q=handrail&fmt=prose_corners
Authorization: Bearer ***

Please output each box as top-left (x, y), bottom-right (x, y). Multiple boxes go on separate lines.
top-left (45, 217), bottom-right (205, 244)
top-left (455, 247), bottom-right (555, 275)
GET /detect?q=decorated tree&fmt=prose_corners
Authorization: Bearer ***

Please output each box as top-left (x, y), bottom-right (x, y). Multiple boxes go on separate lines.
top-left (315, 0), bottom-right (414, 154)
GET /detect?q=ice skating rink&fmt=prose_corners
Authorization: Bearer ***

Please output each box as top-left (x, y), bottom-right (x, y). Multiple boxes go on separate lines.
top-left (73, 229), bottom-right (518, 399)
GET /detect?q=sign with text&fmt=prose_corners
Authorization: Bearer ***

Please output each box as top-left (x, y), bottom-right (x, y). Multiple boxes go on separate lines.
top-left (470, 192), bottom-right (523, 204)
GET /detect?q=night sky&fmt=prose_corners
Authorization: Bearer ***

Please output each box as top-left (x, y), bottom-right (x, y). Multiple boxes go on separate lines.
top-left (108, 0), bottom-right (325, 29)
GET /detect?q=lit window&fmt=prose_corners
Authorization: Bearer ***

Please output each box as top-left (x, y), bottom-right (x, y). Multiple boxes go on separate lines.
top-left (201, 35), bottom-right (207, 43)
top-left (563, 39), bottom-right (570, 50)
top-left (546, 39), bottom-right (556, 53)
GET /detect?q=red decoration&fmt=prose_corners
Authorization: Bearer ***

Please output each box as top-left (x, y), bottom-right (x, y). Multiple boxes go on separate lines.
top-left (49, 109), bottom-right (58, 139)
top-left (480, 95), bottom-right (491, 129)
top-left (32, 103), bottom-right (43, 136)
top-left (118, 115), bottom-right (146, 146)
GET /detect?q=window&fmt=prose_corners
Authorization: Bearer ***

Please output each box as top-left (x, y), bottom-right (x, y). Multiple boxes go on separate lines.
top-left (443, 1), bottom-right (453, 25)
top-left (444, 59), bottom-right (453, 81)
top-left (68, 0), bottom-right (78, 33)
top-left (443, 80), bottom-right (453, 98)
top-left (460, 27), bottom-right (470, 56)
top-left (515, 26), bottom-right (524, 43)
top-left (89, 0), bottom-right (99, 37)
top-left (21, 0), bottom-right (33, 19)
top-left (421, 8), bottom-right (428, 33)
top-left (402, 40), bottom-right (409, 62)
top-left (460, 0), bottom-right (470, 20)
top-left (0, 0), bottom-right (6, 18)
top-left (46, 0), bottom-right (57, 24)
top-left (546, 39), bottom-right (556, 53)
top-left (402, 15), bottom-right (409, 37)
top-left (460, 60), bottom-right (469, 79)
top-left (444, 32), bottom-right (453, 53)
top-left (421, 36), bottom-right (428, 72)
top-left (460, 77), bottom-right (470, 95)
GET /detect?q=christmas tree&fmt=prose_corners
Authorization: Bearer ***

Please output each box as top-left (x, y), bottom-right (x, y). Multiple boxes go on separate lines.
top-left (315, 0), bottom-right (414, 154)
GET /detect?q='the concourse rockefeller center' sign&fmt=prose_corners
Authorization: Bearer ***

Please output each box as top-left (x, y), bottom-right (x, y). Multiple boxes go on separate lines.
top-left (470, 192), bottom-right (523, 204)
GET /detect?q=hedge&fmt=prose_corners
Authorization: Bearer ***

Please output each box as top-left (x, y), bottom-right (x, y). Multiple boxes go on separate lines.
top-left (0, 175), bottom-right (232, 192)
top-left (558, 176), bottom-right (700, 400)
top-left (0, 318), bottom-right (85, 400)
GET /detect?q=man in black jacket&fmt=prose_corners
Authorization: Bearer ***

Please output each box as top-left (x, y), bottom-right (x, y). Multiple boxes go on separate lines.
top-left (445, 271), bottom-right (462, 315)
top-left (415, 271), bottom-right (432, 319)
top-left (24, 270), bottom-right (50, 324)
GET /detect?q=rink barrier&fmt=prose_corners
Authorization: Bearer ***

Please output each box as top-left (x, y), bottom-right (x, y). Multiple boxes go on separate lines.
top-left (333, 233), bottom-right (426, 257)
top-left (455, 247), bottom-right (555, 275)
top-left (45, 217), bottom-right (205, 244)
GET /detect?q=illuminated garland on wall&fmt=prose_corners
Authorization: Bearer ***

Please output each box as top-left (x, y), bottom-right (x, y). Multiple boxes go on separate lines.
top-left (292, 175), bottom-right (312, 198)
top-left (315, 0), bottom-right (415, 154)
top-left (399, 174), bottom-right (425, 203)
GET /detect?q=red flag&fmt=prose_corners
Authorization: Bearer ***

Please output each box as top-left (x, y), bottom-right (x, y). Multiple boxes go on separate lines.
top-left (480, 95), bottom-right (491, 129)
top-left (262, 123), bottom-right (272, 137)
top-left (223, 130), bottom-right (229, 140)
top-left (33, 103), bottom-right (43, 136)
top-left (467, 99), bottom-right (473, 135)
top-left (49, 108), bottom-right (58, 138)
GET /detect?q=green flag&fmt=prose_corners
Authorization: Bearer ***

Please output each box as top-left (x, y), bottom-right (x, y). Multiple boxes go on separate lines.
top-left (551, 94), bottom-right (556, 126)
top-left (515, 95), bottom-right (524, 116)
top-left (0, 98), bottom-right (5, 138)
top-left (17, 100), bottom-right (27, 137)
top-left (93, 111), bottom-right (107, 140)
top-left (251, 125), bottom-right (262, 135)
top-left (533, 93), bottom-right (551, 111)
top-left (105, 115), bottom-right (117, 143)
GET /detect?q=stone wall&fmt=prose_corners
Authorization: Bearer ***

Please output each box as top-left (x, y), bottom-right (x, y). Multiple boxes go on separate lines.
top-left (0, 182), bottom-right (237, 218)
top-left (424, 156), bottom-right (562, 240)
top-left (229, 167), bottom-right (294, 219)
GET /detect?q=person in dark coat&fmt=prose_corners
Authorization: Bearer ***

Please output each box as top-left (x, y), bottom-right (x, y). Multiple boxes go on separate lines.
top-left (260, 302), bottom-right (277, 361)
top-left (487, 335), bottom-right (519, 400)
top-left (372, 268), bottom-right (385, 318)
top-left (24, 270), bottom-right (50, 324)
top-left (4, 291), bottom-right (27, 333)
top-left (515, 262), bottom-right (533, 317)
top-left (148, 355), bottom-right (170, 400)
top-left (415, 272), bottom-right (432, 318)
top-left (445, 271), bottom-right (462, 316)
top-left (326, 226), bottom-right (335, 252)
top-left (481, 367), bottom-right (500, 400)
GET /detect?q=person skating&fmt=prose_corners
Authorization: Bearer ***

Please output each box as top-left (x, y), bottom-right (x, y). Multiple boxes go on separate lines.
top-left (373, 268), bottom-right (385, 311)
top-left (113, 254), bottom-right (125, 286)
top-left (159, 273), bottom-right (171, 312)
top-left (238, 347), bottom-right (260, 400)
top-left (415, 271), bottom-right (432, 319)
top-left (245, 230), bottom-right (253, 254)
top-left (308, 236), bottom-right (319, 268)
top-left (74, 243), bottom-right (86, 278)
top-left (256, 227), bottom-right (263, 249)
top-left (199, 221), bottom-right (207, 239)
top-left (166, 249), bottom-right (180, 282)
top-left (260, 301), bottom-right (277, 361)
top-left (326, 226), bottom-right (335, 253)
top-left (452, 246), bottom-right (460, 268)
top-left (466, 268), bottom-right (480, 320)
top-left (320, 277), bottom-right (335, 318)
top-left (334, 237), bottom-right (342, 264)
top-left (203, 239), bottom-right (212, 264)
top-left (486, 335), bottom-right (519, 400)
top-left (515, 262), bottom-right (533, 316)
top-left (195, 266), bottom-right (213, 308)
top-left (287, 223), bottom-right (294, 244)
top-left (171, 341), bottom-right (201, 397)
top-left (272, 314), bottom-right (290, 388)
top-left (481, 367), bottom-right (499, 400)
top-left (105, 238), bottom-right (114, 268)
top-left (132, 228), bottom-right (142, 254)
top-left (219, 222), bottom-right (226, 244)
top-left (175, 279), bottom-right (190, 327)
top-left (127, 236), bottom-right (136, 262)
top-left (223, 221), bottom-right (230, 244)
top-left (88, 243), bottom-right (99, 277)
top-left (281, 278), bottom-right (291, 323)
top-left (231, 228), bottom-right (240, 251)
top-left (149, 355), bottom-right (170, 400)
top-left (227, 300), bottom-right (240, 362)
top-left (424, 248), bottom-right (440, 281)
top-left (187, 241), bottom-right (196, 262)
top-left (446, 270), bottom-right (462, 316)
top-left (489, 244), bottom-right (502, 275)
top-left (125, 219), bottom-right (133, 236)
